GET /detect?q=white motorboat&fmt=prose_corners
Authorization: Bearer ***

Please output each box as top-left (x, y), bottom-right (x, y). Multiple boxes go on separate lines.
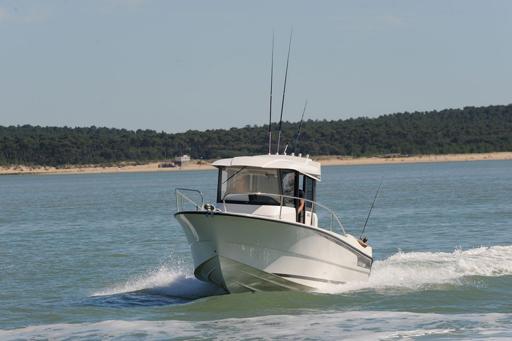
top-left (174, 154), bottom-right (373, 293)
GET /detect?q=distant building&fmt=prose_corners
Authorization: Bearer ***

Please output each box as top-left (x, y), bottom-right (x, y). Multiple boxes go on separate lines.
top-left (175, 154), bottom-right (191, 167)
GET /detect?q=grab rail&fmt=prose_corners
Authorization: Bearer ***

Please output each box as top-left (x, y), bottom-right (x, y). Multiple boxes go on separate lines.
top-left (175, 188), bottom-right (204, 212)
top-left (174, 188), bottom-right (347, 235)
top-left (222, 192), bottom-right (347, 235)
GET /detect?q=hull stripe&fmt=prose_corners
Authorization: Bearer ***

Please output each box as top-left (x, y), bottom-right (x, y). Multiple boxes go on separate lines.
top-left (273, 273), bottom-right (346, 285)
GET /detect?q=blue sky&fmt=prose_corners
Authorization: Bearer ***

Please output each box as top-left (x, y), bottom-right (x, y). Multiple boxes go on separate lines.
top-left (1, 0), bottom-right (511, 132)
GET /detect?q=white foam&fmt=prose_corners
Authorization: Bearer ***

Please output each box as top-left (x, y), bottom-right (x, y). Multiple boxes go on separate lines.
top-left (94, 245), bottom-right (512, 297)
top-left (93, 265), bottom-right (181, 296)
top-left (92, 263), bottom-right (224, 299)
top-left (1, 311), bottom-right (510, 340)
top-left (324, 245), bottom-right (512, 293)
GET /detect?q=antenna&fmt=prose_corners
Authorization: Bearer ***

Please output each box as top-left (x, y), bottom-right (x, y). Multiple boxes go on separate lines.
top-left (267, 33), bottom-right (274, 155)
top-left (360, 179), bottom-right (383, 239)
top-left (293, 99), bottom-right (307, 152)
top-left (276, 29), bottom-right (293, 154)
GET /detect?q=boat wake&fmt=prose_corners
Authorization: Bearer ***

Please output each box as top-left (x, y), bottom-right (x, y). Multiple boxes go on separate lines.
top-left (91, 264), bottom-right (225, 301)
top-left (325, 244), bottom-right (512, 293)
top-left (91, 245), bottom-right (512, 300)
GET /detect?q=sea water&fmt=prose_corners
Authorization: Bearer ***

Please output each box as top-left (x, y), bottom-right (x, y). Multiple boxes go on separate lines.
top-left (1, 160), bottom-right (511, 339)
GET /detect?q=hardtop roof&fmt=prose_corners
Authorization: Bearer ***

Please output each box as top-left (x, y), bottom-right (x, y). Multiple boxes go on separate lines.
top-left (212, 154), bottom-right (321, 180)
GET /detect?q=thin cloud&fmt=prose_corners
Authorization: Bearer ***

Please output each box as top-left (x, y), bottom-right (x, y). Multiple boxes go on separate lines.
top-left (0, 5), bottom-right (49, 24)
top-left (106, 0), bottom-right (149, 9)
top-left (334, 13), bottom-right (407, 33)
top-left (98, 0), bottom-right (150, 15)
top-left (0, 6), bottom-right (10, 22)
top-left (380, 14), bottom-right (406, 27)
top-left (118, 0), bottom-right (148, 5)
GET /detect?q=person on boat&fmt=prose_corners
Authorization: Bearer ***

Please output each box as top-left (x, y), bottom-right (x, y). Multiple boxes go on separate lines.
top-left (297, 189), bottom-right (305, 223)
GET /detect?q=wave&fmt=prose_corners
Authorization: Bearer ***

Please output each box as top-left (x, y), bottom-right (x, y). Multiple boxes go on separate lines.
top-left (326, 244), bottom-right (512, 293)
top-left (1, 311), bottom-right (510, 340)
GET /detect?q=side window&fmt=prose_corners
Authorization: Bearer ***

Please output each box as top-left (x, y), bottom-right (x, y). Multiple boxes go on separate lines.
top-left (304, 177), bottom-right (315, 208)
top-left (298, 174), bottom-right (305, 207)
top-left (217, 168), bottom-right (229, 202)
top-left (298, 174), bottom-right (304, 193)
top-left (281, 170), bottom-right (295, 206)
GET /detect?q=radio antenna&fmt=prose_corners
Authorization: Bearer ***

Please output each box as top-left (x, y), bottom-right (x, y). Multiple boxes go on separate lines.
top-left (267, 33), bottom-right (275, 155)
top-left (293, 99), bottom-right (307, 152)
top-left (276, 29), bottom-right (293, 154)
top-left (360, 179), bottom-right (383, 239)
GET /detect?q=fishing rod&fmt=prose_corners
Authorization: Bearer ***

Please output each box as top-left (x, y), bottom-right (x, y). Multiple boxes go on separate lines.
top-left (360, 179), bottom-right (383, 240)
top-left (284, 100), bottom-right (307, 155)
top-left (293, 100), bottom-right (307, 153)
top-left (267, 33), bottom-right (274, 155)
top-left (276, 30), bottom-right (293, 154)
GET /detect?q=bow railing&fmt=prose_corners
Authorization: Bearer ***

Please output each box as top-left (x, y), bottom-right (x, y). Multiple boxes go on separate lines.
top-left (174, 188), bottom-right (346, 235)
top-left (175, 188), bottom-right (204, 212)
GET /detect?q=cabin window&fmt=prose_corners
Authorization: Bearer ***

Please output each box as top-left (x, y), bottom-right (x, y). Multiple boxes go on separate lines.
top-left (217, 167), bottom-right (316, 208)
top-left (218, 167), bottom-right (281, 205)
top-left (280, 170), bottom-right (296, 207)
top-left (297, 174), bottom-right (315, 208)
top-left (304, 176), bottom-right (315, 208)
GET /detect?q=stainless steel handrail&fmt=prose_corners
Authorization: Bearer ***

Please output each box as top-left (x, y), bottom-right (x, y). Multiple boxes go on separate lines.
top-left (222, 192), bottom-right (347, 235)
top-left (175, 188), bottom-right (204, 212)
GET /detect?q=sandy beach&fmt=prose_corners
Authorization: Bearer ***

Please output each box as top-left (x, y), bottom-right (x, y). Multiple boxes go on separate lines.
top-left (0, 161), bottom-right (215, 176)
top-left (317, 152), bottom-right (512, 166)
top-left (1, 152), bottom-right (511, 176)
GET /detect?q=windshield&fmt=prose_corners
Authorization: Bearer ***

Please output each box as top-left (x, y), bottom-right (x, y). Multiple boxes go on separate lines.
top-left (218, 167), bottom-right (288, 205)
top-left (217, 166), bottom-right (316, 207)
top-left (219, 167), bottom-right (279, 204)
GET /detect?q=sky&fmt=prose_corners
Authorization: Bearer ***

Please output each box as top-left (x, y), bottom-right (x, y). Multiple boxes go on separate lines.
top-left (1, 0), bottom-right (511, 133)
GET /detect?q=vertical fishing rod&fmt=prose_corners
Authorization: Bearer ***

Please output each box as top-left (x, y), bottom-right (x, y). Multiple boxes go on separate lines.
top-left (360, 179), bottom-right (383, 239)
top-left (293, 100), bottom-right (307, 153)
top-left (283, 99), bottom-right (306, 155)
top-left (267, 33), bottom-right (275, 155)
top-left (276, 30), bottom-right (293, 154)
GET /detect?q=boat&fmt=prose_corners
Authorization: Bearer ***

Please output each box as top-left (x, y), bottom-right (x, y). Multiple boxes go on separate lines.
top-left (174, 33), bottom-right (373, 293)
top-left (174, 153), bottom-right (373, 293)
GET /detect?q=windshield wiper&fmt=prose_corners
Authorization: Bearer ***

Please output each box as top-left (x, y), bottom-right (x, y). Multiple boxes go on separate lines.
top-left (222, 166), bottom-right (246, 185)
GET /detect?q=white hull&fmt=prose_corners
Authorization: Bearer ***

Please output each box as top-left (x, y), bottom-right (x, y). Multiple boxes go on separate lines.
top-left (175, 211), bottom-right (372, 293)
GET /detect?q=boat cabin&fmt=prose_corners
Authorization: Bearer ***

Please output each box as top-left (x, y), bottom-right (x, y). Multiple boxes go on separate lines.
top-left (212, 154), bottom-right (320, 225)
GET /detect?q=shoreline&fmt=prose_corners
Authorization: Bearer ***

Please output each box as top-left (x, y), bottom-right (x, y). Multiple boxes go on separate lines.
top-left (317, 152), bottom-right (512, 166)
top-left (1, 152), bottom-right (511, 176)
top-left (0, 162), bottom-right (216, 176)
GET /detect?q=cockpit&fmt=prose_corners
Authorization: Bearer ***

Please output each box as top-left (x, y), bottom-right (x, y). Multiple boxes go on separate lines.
top-left (216, 166), bottom-right (317, 225)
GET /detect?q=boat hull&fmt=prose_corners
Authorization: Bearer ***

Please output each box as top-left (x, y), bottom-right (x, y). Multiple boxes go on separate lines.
top-left (175, 211), bottom-right (372, 293)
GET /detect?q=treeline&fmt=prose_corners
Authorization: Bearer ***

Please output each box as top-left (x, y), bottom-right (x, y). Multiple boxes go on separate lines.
top-left (1, 104), bottom-right (512, 166)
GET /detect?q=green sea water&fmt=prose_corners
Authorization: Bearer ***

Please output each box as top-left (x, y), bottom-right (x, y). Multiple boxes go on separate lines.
top-left (1, 160), bottom-right (511, 339)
